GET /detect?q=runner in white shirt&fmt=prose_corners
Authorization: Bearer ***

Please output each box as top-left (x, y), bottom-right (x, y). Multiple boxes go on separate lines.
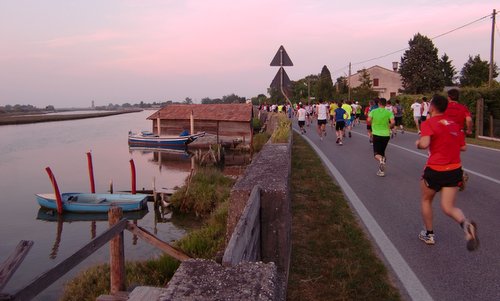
top-left (316, 100), bottom-right (328, 140)
top-left (410, 99), bottom-right (422, 134)
top-left (297, 103), bottom-right (307, 134)
top-left (385, 100), bottom-right (396, 138)
top-left (420, 97), bottom-right (430, 123)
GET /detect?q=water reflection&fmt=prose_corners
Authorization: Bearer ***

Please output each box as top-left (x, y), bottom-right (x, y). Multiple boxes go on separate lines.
top-left (36, 208), bottom-right (148, 259)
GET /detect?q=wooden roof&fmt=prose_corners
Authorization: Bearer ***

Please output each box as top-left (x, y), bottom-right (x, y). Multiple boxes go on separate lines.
top-left (148, 104), bottom-right (253, 122)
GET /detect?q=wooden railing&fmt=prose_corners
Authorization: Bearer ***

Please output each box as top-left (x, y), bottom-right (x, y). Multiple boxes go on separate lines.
top-left (0, 206), bottom-right (190, 301)
top-left (222, 185), bottom-right (261, 266)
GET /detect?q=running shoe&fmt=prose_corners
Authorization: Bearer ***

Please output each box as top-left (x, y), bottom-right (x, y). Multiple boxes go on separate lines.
top-left (336, 138), bottom-right (340, 144)
top-left (379, 158), bottom-right (386, 172)
top-left (348, 132), bottom-right (352, 138)
top-left (339, 141), bottom-right (343, 146)
top-left (376, 170), bottom-right (385, 177)
top-left (463, 220), bottom-right (479, 251)
top-left (418, 230), bottom-right (435, 245)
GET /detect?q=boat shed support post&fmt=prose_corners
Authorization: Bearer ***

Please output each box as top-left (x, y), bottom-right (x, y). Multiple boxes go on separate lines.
top-left (129, 160), bottom-right (136, 195)
top-left (190, 110), bottom-right (194, 135)
top-left (108, 206), bottom-right (125, 295)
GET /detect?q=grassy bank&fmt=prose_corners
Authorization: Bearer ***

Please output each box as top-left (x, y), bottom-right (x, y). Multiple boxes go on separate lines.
top-left (60, 167), bottom-right (233, 301)
top-left (0, 109), bottom-right (142, 125)
top-left (287, 132), bottom-right (401, 301)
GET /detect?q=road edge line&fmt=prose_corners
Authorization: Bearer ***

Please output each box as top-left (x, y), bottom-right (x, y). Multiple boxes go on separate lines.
top-left (296, 129), bottom-right (433, 301)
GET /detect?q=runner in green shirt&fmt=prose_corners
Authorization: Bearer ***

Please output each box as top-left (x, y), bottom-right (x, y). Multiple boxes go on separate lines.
top-left (367, 98), bottom-right (395, 176)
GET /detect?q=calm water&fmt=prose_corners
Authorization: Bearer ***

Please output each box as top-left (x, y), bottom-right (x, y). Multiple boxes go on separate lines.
top-left (0, 111), bottom-right (192, 300)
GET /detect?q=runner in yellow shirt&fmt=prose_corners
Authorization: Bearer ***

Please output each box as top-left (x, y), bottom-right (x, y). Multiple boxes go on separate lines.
top-left (329, 101), bottom-right (338, 131)
top-left (341, 101), bottom-right (353, 138)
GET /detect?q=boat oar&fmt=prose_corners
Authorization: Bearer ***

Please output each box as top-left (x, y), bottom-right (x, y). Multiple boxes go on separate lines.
top-left (129, 159), bottom-right (136, 195)
top-left (45, 167), bottom-right (64, 215)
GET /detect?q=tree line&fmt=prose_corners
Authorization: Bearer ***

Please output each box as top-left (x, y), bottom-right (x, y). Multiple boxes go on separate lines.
top-left (258, 32), bottom-right (498, 104)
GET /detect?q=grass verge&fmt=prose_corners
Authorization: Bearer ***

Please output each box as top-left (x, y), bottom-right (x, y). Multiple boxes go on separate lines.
top-left (252, 132), bottom-right (271, 153)
top-left (271, 114), bottom-right (292, 143)
top-left (61, 167), bottom-right (233, 301)
top-left (287, 132), bottom-right (401, 301)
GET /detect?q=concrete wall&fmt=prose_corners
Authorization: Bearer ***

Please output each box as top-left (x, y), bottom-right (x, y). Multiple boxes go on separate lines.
top-left (162, 114), bottom-right (292, 300)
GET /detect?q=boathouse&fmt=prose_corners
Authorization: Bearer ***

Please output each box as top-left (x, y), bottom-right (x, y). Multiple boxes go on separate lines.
top-left (147, 104), bottom-right (253, 148)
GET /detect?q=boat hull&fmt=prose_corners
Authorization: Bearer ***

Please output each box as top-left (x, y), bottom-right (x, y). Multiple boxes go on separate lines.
top-left (127, 132), bottom-right (205, 147)
top-left (36, 193), bottom-right (148, 213)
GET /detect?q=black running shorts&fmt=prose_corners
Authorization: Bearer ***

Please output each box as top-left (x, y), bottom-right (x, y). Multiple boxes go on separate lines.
top-left (318, 119), bottom-right (327, 125)
top-left (372, 135), bottom-right (390, 157)
top-left (395, 116), bottom-right (403, 126)
top-left (298, 120), bottom-right (305, 127)
top-left (422, 167), bottom-right (463, 192)
top-left (335, 120), bottom-right (345, 131)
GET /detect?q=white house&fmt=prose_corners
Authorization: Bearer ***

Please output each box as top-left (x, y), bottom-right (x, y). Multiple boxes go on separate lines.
top-left (347, 65), bottom-right (403, 100)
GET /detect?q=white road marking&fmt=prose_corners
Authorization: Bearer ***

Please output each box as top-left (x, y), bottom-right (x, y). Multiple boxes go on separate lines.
top-left (352, 130), bottom-right (500, 185)
top-left (296, 129), bottom-right (434, 301)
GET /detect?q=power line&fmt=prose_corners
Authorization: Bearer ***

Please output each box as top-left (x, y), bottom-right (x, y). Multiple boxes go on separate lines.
top-left (335, 11), bottom-right (495, 74)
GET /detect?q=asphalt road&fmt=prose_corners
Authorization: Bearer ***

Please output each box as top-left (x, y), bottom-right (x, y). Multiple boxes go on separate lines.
top-left (293, 119), bottom-right (500, 301)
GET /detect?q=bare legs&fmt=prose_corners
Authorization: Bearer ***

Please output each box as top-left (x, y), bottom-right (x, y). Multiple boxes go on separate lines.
top-left (420, 181), bottom-right (465, 231)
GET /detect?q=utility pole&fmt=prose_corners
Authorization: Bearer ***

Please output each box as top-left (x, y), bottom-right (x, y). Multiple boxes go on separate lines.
top-left (489, 9), bottom-right (496, 88)
top-left (348, 62), bottom-right (352, 101)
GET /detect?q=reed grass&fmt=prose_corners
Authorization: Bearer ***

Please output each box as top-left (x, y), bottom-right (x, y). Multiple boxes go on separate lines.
top-left (271, 114), bottom-right (291, 143)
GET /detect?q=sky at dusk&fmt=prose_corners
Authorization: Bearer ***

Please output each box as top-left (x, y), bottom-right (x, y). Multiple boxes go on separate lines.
top-left (0, 0), bottom-right (498, 108)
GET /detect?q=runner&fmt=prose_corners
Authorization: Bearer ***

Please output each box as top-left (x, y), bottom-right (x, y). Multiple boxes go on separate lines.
top-left (394, 99), bottom-right (405, 134)
top-left (367, 98), bottom-right (395, 177)
top-left (305, 103), bottom-right (312, 127)
top-left (410, 99), bottom-right (422, 134)
top-left (365, 100), bottom-right (375, 144)
top-left (297, 103), bottom-right (307, 134)
top-left (420, 96), bottom-right (430, 122)
top-left (316, 99), bottom-right (328, 140)
top-left (385, 100), bottom-right (395, 138)
top-left (334, 101), bottom-right (347, 145)
top-left (342, 100), bottom-right (353, 138)
top-left (415, 94), bottom-right (479, 251)
top-left (329, 101), bottom-right (338, 131)
top-left (354, 101), bottom-right (362, 125)
top-left (445, 88), bottom-right (473, 191)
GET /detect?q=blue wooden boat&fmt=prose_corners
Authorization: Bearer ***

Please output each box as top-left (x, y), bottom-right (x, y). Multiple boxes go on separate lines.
top-left (36, 208), bottom-right (148, 222)
top-left (128, 131), bottom-right (205, 147)
top-left (35, 193), bottom-right (148, 213)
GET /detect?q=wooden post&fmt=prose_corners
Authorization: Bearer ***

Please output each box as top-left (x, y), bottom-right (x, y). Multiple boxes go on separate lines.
top-left (156, 117), bottom-right (161, 136)
top-left (108, 206), bottom-right (125, 295)
top-left (475, 98), bottom-right (484, 138)
top-left (109, 180), bottom-right (114, 194)
top-left (129, 159), bottom-right (136, 195)
top-left (190, 110), bottom-right (194, 135)
top-left (86, 152), bottom-right (96, 193)
top-left (0, 240), bottom-right (34, 291)
top-left (45, 167), bottom-right (63, 215)
top-left (489, 114), bottom-right (494, 137)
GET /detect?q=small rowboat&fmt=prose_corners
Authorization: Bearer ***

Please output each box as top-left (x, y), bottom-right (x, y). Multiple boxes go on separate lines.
top-left (36, 193), bottom-right (148, 213)
top-left (128, 131), bottom-right (206, 148)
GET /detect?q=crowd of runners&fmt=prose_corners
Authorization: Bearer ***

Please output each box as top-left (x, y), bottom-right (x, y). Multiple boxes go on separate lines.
top-left (259, 89), bottom-right (479, 251)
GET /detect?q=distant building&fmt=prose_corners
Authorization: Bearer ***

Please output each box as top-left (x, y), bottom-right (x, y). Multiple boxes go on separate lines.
top-left (91, 100), bottom-right (95, 109)
top-left (148, 104), bottom-right (254, 148)
top-left (347, 65), bottom-right (403, 100)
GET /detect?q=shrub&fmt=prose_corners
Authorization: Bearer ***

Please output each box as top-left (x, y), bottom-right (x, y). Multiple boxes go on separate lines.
top-left (271, 114), bottom-right (291, 143)
top-left (252, 132), bottom-right (270, 153)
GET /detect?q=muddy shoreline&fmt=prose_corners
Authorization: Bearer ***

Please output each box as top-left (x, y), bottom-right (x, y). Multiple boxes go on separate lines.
top-left (0, 109), bottom-right (143, 125)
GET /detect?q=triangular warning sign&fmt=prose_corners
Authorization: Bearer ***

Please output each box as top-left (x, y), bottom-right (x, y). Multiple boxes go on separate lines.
top-left (270, 67), bottom-right (292, 90)
top-left (270, 45), bottom-right (293, 67)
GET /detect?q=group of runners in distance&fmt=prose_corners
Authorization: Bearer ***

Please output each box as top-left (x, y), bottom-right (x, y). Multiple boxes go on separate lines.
top-left (260, 88), bottom-right (479, 251)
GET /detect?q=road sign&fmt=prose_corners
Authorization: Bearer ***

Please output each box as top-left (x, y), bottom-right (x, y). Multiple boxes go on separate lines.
top-left (270, 45), bottom-right (293, 67)
top-left (270, 67), bottom-right (291, 90)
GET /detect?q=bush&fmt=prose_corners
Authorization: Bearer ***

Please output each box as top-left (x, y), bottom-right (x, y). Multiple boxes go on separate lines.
top-left (252, 132), bottom-right (270, 153)
top-left (252, 117), bottom-right (262, 132)
top-left (271, 114), bottom-right (292, 143)
top-left (169, 167), bottom-right (234, 217)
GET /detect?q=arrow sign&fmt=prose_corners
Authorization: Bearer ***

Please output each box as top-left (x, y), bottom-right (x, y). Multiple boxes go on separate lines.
top-left (270, 45), bottom-right (293, 66)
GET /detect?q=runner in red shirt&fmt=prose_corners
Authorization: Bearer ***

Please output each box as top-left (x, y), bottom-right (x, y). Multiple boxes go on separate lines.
top-left (445, 88), bottom-right (473, 135)
top-left (415, 94), bottom-right (479, 251)
top-left (445, 88), bottom-right (473, 190)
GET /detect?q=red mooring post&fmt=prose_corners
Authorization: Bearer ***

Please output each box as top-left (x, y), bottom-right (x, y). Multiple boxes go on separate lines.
top-left (86, 152), bottom-right (96, 193)
top-left (129, 159), bottom-right (136, 194)
top-left (45, 167), bottom-right (63, 214)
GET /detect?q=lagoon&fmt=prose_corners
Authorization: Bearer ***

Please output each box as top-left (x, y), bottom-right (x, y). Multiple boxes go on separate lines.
top-left (0, 110), bottom-right (190, 300)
